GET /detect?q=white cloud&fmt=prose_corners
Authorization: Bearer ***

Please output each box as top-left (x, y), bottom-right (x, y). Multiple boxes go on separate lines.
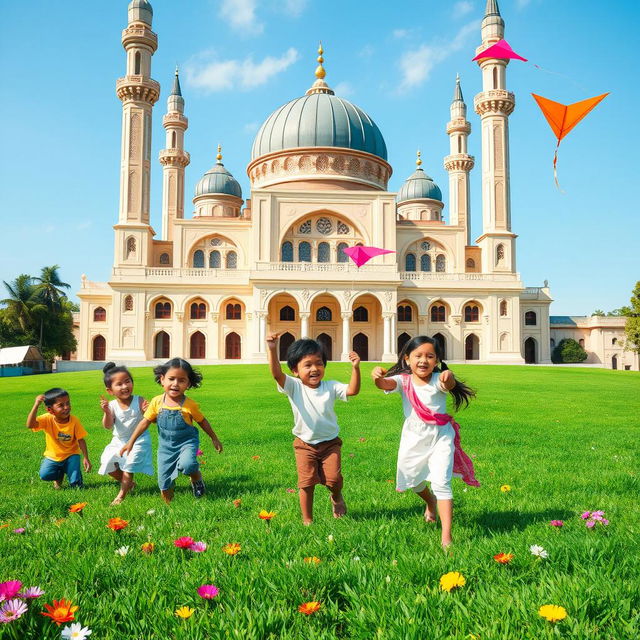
top-left (333, 81), bottom-right (354, 97)
top-left (219, 0), bottom-right (263, 34)
top-left (392, 29), bottom-right (410, 39)
top-left (453, 1), bottom-right (473, 19)
top-left (397, 21), bottom-right (478, 92)
top-left (185, 48), bottom-right (300, 93)
top-left (279, 0), bottom-right (307, 17)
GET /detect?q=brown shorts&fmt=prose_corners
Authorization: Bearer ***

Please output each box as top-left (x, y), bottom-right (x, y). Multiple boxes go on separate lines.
top-left (293, 437), bottom-right (343, 489)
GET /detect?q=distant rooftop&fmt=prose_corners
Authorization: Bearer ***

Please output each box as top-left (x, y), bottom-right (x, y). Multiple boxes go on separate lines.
top-left (549, 316), bottom-right (584, 325)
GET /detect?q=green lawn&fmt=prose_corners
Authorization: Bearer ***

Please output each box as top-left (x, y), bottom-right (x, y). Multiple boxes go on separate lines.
top-left (0, 364), bottom-right (638, 639)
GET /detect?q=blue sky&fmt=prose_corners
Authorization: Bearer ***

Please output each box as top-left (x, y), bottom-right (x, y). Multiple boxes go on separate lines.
top-left (1, 0), bottom-right (638, 315)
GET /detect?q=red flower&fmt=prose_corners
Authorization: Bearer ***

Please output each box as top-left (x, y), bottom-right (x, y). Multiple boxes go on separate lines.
top-left (174, 536), bottom-right (195, 549)
top-left (40, 599), bottom-right (78, 625)
top-left (106, 517), bottom-right (128, 531)
top-left (493, 552), bottom-right (514, 564)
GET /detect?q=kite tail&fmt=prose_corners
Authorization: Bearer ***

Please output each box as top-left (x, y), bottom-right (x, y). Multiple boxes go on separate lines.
top-left (553, 141), bottom-right (564, 193)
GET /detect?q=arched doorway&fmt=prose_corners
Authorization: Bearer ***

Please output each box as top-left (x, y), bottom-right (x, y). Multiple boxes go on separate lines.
top-left (225, 332), bottom-right (241, 359)
top-left (612, 354), bottom-right (618, 370)
top-left (154, 331), bottom-right (170, 359)
top-left (317, 332), bottom-right (332, 360)
top-left (433, 333), bottom-right (446, 361)
top-left (524, 337), bottom-right (537, 364)
top-left (397, 332), bottom-right (411, 354)
top-left (465, 334), bottom-right (479, 361)
top-left (279, 331), bottom-right (295, 361)
top-left (92, 335), bottom-right (106, 361)
top-left (190, 331), bottom-right (206, 359)
top-left (353, 333), bottom-right (368, 361)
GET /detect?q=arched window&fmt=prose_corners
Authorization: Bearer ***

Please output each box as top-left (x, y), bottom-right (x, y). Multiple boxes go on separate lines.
top-left (398, 305), bottom-right (412, 322)
top-left (92, 335), bottom-right (106, 361)
top-left (154, 331), bottom-right (170, 359)
top-left (281, 241), bottom-right (293, 262)
top-left (612, 337), bottom-right (617, 345)
top-left (433, 333), bottom-right (446, 360)
top-left (159, 252), bottom-right (170, 265)
top-left (225, 332), bottom-right (241, 359)
top-left (299, 242), bottom-right (311, 262)
top-left (465, 333), bottom-right (479, 360)
top-left (190, 302), bottom-right (206, 320)
top-left (279, 332), bottom-right (295, 361)
top-left (171, 131), bottom-right (177, 148)
top-left (280, 305), bottom-right (295, 322)
top-left (353, 306), bottom-right (368, 322)
top-left (126, 237), bottom-right (136, 258)
top-left (464, 305), bottom-right (479, 322)
top-left (155, 301), bottom-right (171, 319)
top-left (193, 250), bottom-right (204, 268)
top-left (500, 300), bottom-right (508, 317)
top-left (190, 331), bottom-right (206, 359)
top-left (420, 254), bottom-right (431, 272)
top-left (226, 251), bottom-right (237, 269)
top-left (337, 242), bottom-right (349, 263)
top-left (134, 51), bottom-right (141, 75)
top-left (124, 295), bottom-right (134, 312)
top-left (405, 253), bottom-right (416, 272)
top-left (397, 332), bottom-right (411, 354)
top-left (579, 338), bottom-right (585, 348)
top-left (496, 244), bottom-right (505, 265)
top-left (466, 258), bottom-right (475, 270)
top-left (431, 305), bottom-right (446, 323)
top-left (550, 338), bottom-right (556, 349)
top-left (226, 303), bottom-right (242, 320)
top-left (436, 254), bottom-right (446, 272)
top-left (209, 250), bottom-right (221, 268)
top-left (316, 306), bottom-right (332, 322)
top-left (318, 242), bottom-right (330, 263)
top-left (492, 66), bottom-right (498, 89)
top-left (93, 307), bottom-right (106, 322)
top-left (525, 311), bottom-right (537, 326)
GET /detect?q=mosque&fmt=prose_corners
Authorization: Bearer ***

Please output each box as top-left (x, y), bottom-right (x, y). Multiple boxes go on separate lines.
top-left (76, 0), bottom-right (556, 365)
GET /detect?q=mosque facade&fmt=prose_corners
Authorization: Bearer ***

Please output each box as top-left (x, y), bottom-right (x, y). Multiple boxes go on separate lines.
top-left (76, 0), bottom-right (555, 366)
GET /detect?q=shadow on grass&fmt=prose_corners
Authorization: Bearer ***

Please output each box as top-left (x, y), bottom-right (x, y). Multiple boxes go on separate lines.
top-left (474, 509), bottom-right (574, 533)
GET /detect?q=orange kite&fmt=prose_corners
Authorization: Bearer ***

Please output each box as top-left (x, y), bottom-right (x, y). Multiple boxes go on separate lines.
top-left (532, 93), bottom-right (609, 188)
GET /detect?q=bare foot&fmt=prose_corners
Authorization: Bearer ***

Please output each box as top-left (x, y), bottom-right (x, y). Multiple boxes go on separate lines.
top-left (424, 495), bottom-right (437, 523)
top-left (53, 480), bottom-right (62, 490)
top-left (161, 488), bottom-right (174, 504)
top-left (111, 492), bottom-right (125, 506)
top-left (330, 495), bottom-right (347, 518)
top-left (302, 519), bottom-right (313, 526)
top-left (441, 538), bottom-right (453, 551)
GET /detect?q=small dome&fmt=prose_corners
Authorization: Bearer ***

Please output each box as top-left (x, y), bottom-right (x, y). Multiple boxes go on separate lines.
top-left (128, 0), bottom-right (153, 25)
top-left (195, 160), bottom-right (242, 199)
top-left (396, 167), bottom-right (442, 204)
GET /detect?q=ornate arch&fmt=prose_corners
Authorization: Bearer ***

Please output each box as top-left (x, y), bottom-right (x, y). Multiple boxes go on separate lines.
top-left (186, 233), bottom-right (245, 268)
top-left (147, 294), bottom-right (175, 314)
top-left (262, 289), bottom-right (305, 311)
top-left (278, 209), bottom-right (369, 248)
top-left (400, 237), bottom-right (453, 273)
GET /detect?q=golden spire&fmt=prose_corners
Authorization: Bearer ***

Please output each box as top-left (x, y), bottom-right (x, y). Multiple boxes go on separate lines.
top-left (416, 150), bottom-right (422, 167)
top-left (306, 41), bottom-right (334, 95)
top-left (216, 144), bottom-right (222, 164)
top-left (315, 41), bottom-right (326, 79)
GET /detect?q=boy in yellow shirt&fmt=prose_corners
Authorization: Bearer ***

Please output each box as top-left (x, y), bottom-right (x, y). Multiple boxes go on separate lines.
top-left (26, 388), bottom-right (92, 489)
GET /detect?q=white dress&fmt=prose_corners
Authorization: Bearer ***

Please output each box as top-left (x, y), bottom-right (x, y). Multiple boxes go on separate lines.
top-left (98, 396), bottom-right (154, 476)
top-left (386, 373), bottom-right (455, 495)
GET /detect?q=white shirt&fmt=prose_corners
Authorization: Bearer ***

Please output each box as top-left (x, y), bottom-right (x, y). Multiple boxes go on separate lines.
top-left (278, 374), bottom-right (348, 444)
top-left (386, 372), bottom-right (447, 420)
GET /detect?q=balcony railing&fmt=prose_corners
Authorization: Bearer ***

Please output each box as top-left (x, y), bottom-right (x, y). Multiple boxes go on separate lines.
top-left (400, 272), bottom-right (520, 281)
top-left (253, 262), bottom-right (398, 273)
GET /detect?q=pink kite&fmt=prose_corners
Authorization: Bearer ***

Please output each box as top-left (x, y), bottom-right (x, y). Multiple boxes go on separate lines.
top-left (342, 246), bottom-right (395, 268)
top-left (472, 39), bottom-right (527, 62)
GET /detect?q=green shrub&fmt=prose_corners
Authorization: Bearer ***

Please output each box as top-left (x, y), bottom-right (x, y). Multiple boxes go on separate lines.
top-left (552, 338), bottom-right (588, 363)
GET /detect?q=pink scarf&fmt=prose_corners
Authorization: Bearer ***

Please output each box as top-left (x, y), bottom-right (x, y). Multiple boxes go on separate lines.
top-left (401, 374), bottom-right (480, 488)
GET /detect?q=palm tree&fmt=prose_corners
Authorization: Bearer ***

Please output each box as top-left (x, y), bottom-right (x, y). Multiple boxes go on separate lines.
top-left (1, 274), bottom-right (40, 333)
top-left (34, 265), bottom-right (71, 311)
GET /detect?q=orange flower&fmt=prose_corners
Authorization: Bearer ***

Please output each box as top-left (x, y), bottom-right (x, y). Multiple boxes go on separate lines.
top-left (106, 517), bottom-right (129, 531)
top-left (258, 510), bottom-right (276, 520)
top-left (40, 599), bottom-right (79, 625)
top-left (69, 502), bottom-right (87, 513)
top-left (298, 601), bottom-right (321, 615)
top-left (141, 542), bottom-right (155, 554)
top-left (252, 455), bottom-right (260, 460)
top-left (0, 523), bottom-right (9, 529)
top-left (304, 556), bottom-right (321, 565)
top-left (232, 499), bottom-right (242, 508)
top-left (493, 553), bottom-right (514, 564)
top-left (222, 543), bottom-right (241, 556)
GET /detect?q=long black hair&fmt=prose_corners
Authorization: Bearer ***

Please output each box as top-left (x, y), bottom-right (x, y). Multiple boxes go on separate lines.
top-left (385, 335), bottom-right (475, 411)
top-left (153, 357), bottom-right (203, 389)
top-left (103, 362), bottom-right (134, 388)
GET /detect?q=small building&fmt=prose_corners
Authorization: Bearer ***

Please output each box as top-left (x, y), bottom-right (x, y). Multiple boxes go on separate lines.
top-left (0, 346), bottom-right (50, 377)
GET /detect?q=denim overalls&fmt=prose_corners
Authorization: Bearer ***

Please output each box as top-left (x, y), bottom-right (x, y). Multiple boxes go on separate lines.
top-left (156, 395), bottom-right (200, 491)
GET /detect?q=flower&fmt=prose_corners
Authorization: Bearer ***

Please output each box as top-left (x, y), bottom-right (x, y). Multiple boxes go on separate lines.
top-left (106, 517), bottom-right (128, 531)
top-left (197, 585), bottom-right (219, 600)
top-left (0, 599), bottom-right (28, 623)
top-left (115, 546), bottom-right (130, 557)
top-left (146, 509), bottom-right (156, 516)
top-left (252, 455), bottom-right (260, 460)
top-left (41, 599), bottom-right (79, 625)
top-left (440, 572), bottom-right (466, 592)
top-left (500, 485), bottom-right (511, 492)
top-left (68, 502), bottom-right (87, 514)
top-left (222, 543), bottom-right (241, 556)
top-left (550, 520), bottom-right (564, 527)
top-left (582, 510), bottom-right (609, 528)
top-left (352, 556), bottom-right (361, 562)
top-left (286, 488), bottom-right (297, 494)
top-left (358, 437), bottom-right (366, 442)
top-left (529, 545), bottom-right (548, 559)
top-left (232, 499), bottom-right (242, 508)
top-left (493, 553), bottom-right (514, 564)
top-left (19, 586), bottom-right (45, 599)
top-left (258, 510), bottom-right (276, 520)
top-left (174, 536), bottom-right (195, 549)
top-left (327, 534), bottom-right (335, 543)
top-left (189, 541), bottom-right (207, 553)
top-left (61, 622), bottom-right (92, 639)
top-left (580, 511), bottom-right (591, 519)
top-left (586, 520), bottom-right (596, 529)
top-left (12, 528), bottom-right (25, 534)
top-left (538, 604), bottom-right (567, 622)
top-left (0, 581), bottom-right (22, 601)
top-left (304, 556), bottom-right (321, 565)
top-left (298, 601), bottom-right (321, 615)
top-left (196, 449), bottom-right (204, 457)
top-left (175, 606), bottom-right (194, 619)
top-left (141, 542), bottom-right (155, 554)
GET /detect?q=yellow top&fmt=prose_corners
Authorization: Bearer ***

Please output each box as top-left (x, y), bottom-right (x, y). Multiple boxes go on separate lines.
top-left (144, 395), bottom-right (204, 425)
top-left (34, 414), bottom-right (88, 462)
top-left (315, 42), bottom-right (326, 80)
top-left (216, 144), bottom-right (222, 163)
top-left (416, 150), bottom-right (422, 167)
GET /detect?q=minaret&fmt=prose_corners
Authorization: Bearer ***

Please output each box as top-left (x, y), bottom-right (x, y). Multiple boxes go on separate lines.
top-left (114, 0), bottom-right (159, 266)
top-left (444, 75), bottom-right (474, 246)
top-left (160, 68), bottom-right (190, 241)
top-left (473, 0), bottom-right (517, 273)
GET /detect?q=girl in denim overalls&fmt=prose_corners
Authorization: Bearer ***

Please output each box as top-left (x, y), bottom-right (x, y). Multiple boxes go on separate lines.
top-left (120, 358), bottom-right (223, 504)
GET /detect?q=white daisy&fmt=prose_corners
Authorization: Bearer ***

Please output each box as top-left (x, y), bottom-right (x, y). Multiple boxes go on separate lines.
top-left (61, 622), bottom-right (92, 639)
top-left (529, 544), bottom-right (548, 559)
top-left (115, 546), bottom-right (130, 557)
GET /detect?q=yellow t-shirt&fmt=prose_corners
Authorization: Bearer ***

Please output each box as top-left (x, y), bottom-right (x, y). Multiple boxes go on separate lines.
top-left (144, 395), bottom-right (204, 426)
top-left (34, 414), bottom-right (88, 462)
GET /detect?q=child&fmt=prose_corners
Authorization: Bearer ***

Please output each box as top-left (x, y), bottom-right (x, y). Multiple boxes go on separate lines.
top-left (267, 334), bottom-right (360, 525)
top-left (98, 362), bottom-right (154, 505)
top-left (372, 336), bottom-right (478, 547)
top-left (26, 388), bottom-right (92, 489)
top-left (120, 358), bottom-right (222, 504)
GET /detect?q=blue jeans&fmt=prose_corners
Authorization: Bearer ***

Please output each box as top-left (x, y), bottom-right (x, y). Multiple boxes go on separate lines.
top-left (40, 455), bottom-right (83, 487)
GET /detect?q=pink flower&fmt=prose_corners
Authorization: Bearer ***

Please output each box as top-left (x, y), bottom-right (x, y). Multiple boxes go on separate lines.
top-left (586, 520), bottom-right (596, 528)
top-left (18, 586), bottom-right (44, 599)
top-left (0, 599), bottom-right (28, 623)
top-left (0, 582), bottom-right (22, 601)
top-left (550, 520), bottom-right (564, 527)
top-left (196, 449), bottom-right (204, 457)
top-left (189, 541), bottom-right (207, 553)
top-left (286, 488), bottom-right (297, 494)
top-left (174, 536), bottom-right (195, 549)
top-left (12, 528), bottom-right (25, 535)
top-left (580, 511), bottom-right (591, 519)
top-left (591, 510), bottom-right (605, 519)
top-left (197, 584), bottom-right (219, 600)
top-left (601, 519), bottom-right (609, 525)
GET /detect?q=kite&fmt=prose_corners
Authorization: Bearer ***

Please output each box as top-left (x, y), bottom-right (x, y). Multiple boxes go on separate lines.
top-left (342, 246), bottom-right (395, 268)
top-left (532, 92), bottom-right (609, 188)
top-left (472, 39), bottom-right (527, 62)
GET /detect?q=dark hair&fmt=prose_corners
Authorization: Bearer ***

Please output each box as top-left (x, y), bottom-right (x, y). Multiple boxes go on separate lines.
top-left (153, 358), bottom-right (202, 389)
top-left (43, 388), bottom-right (69, 407)
top-left (286, 338), bottom-right (327, 371)
top-left (385, 335), bottom-right (475, 411)
top-left (103, 362), bottom-right (134, 387)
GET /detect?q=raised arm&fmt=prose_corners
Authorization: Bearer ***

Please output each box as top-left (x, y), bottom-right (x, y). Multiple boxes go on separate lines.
top-left (371, 367), bottom-right (397, 391)
top-left (266, 333), bottom-right (286, 388)
top-left (26, 394), bottom-right (45, 429)
top-left (100, 395), bottom-right (114, 429)
top-left (346, 351), bottom-right (361, 397)
top-left (119, 417), bottom-right (151, 457)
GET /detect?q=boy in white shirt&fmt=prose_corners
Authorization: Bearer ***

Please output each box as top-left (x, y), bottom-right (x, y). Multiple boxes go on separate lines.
top-left (267, 334), bottom-right (360, 525)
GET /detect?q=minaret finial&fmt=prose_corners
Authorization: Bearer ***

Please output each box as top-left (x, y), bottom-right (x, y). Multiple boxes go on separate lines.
top-left (416, 150), bottom-right (422, 168)
top-left (315, 41), bottom-right (326, 80)
top-left (171, 66), bottom-right (182, 97)
top-left (305, 41), bottom-right (334, 95)
top-left (216, 144), bottom-right (223, 164)
top-left (453, 74), bottom-right (464, 103)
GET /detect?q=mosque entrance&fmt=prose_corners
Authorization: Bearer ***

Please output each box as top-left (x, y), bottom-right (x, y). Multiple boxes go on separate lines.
top-left (524, 337), bottom-right (537, 364)
top-left (317, 333), bottom-right (332, 360)
top-left (279, 332), bottom-right (295, 362)
top-left (353, 333), bottom-right (368, 361)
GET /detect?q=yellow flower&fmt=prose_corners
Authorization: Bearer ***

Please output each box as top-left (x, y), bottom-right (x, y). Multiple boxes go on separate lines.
top-left (538, 604), bottom-right (567, 622)
top-left (222, 542), bottom-right (241, 556)
top-left (258, 510), bottom-right (276, 520)
top-left (500, 484), bottom-right (511, 492)
top-left (175, 606), bottom-right (194, 619)
top-left (298, 601), bottom-right (321, 615)
top-left (440, 571), bottom-right (466, 592)
top-left (141, 542), bottom-right (155, 554)
top-left (304, 556), bottom-right (321, 565)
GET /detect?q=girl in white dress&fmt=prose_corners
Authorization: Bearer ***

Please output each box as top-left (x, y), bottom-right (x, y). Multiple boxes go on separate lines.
top-left (98, 362), bottom-right (153, 504)
top-left (372, 336), bottom-right (478, 548)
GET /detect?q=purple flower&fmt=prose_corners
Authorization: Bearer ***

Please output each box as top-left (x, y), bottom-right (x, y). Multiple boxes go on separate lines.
top-left (18, 586), bottom-right (44, 599)
top-left (591, 510), bottom-right (605, 518)
top-left (0, 599), bottom-right (28, 623)
top-left (549, 520), bottom-right (564, 528)
top-left (189, 541), bottom-right (207, 553)
top-left (12, 528), bottom-right (25, 535)
top-left (601, 518), bottom-right (609, 526)
top-left (586, 519), bottom-right (596, 528)
top-left (580, 511), bottom-right (591, 519)
top-left (197, 584), bottom-right (219, 599)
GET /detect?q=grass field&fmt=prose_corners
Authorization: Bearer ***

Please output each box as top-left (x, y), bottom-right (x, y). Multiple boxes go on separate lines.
top-left (0, 363), bottom-right (638, 639)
